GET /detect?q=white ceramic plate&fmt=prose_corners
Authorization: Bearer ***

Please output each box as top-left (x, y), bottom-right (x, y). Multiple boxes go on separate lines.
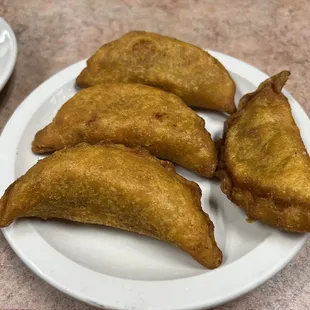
top-left (0, 17), bottom-right (17, 91)
top-left (0, 52), bottom-right (308, 310)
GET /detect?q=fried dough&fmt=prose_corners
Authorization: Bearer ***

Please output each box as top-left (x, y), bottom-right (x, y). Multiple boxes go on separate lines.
top-left (32, 83), bottom-right (217, 177)
top-left (76, 31), bottom-right (236, 113)
top-left (217, 71), bottom-right (310, 232)
top-left (0, 144), bottom-right (222, 269)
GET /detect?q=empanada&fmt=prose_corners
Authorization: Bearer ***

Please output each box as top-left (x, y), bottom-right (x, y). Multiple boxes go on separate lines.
top-left (76, 31), bottom-right (236, 113)
top-left (0, 144), bottom-right (222, 269)
top-left (32, 83), bottom-right (217, 177)
top-left (217, 71), bottom-right (310, 232)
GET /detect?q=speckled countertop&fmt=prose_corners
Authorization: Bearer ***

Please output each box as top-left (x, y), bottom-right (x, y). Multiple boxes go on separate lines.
top-left (0, 0), bottom-right (309, 309)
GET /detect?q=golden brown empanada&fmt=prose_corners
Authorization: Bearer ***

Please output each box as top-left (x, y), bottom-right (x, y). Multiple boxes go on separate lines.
top-left (0, 144), bottom-right (222, 269)
top-left (32, 83), bottom-right (217, 177)
top-left (76, 31), bottom-right (236, 113)
top-left (217, 71), bottom-right (310, 232)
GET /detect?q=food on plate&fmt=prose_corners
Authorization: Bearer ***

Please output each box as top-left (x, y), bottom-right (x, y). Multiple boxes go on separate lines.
top-left (32, 83), bottom-right (217, 177)
top-left (217, 71), bottom-right (310, 232)
top-left (0, 144), bottom-right (223, 269)
top-left (76, 31), bottom-right (236, 113)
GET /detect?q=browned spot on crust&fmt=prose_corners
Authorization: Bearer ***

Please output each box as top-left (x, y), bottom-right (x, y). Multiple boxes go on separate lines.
top-left (132, 39), bottom-right (156, 61)
top-left (153, 112), bottom-right (167, 120)
top-left (86, 114), bottom-right (98, 126)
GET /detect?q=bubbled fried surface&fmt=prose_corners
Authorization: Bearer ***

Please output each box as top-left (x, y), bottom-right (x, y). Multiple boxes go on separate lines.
top-left (76, 31), bottom-right (236, 113)
top-left (0, 144), bottom-right (222, 269)
top-left (32, 83), bottom-right (217, 177)
top-left (218, 71), bottom-right (310, 232)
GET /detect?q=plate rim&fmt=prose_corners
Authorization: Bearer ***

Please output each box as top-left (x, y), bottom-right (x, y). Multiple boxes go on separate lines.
top-left (0, 51), bottom-right (308, 310)
top-left (0, 17), bottom-right (17, 91)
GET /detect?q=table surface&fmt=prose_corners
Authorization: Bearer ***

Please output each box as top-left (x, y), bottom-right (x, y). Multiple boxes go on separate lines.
top-left (0, 0), bottom-right (310, 309)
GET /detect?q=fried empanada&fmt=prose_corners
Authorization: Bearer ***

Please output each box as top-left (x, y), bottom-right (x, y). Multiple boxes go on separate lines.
top-left (217, 71), bottom-right (310, 232)
top-left (76, 31), bottom-right (236, 113)
top-left (32, 83), bottom-right (217, 177)
top-left (0, 144), bottom-right (222, 269)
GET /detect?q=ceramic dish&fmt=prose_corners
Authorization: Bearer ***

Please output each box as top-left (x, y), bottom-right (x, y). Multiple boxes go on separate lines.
top-left (0, 17), bottom-right (17, 91)
top-left (0, 52), bottom-right (308, 310)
